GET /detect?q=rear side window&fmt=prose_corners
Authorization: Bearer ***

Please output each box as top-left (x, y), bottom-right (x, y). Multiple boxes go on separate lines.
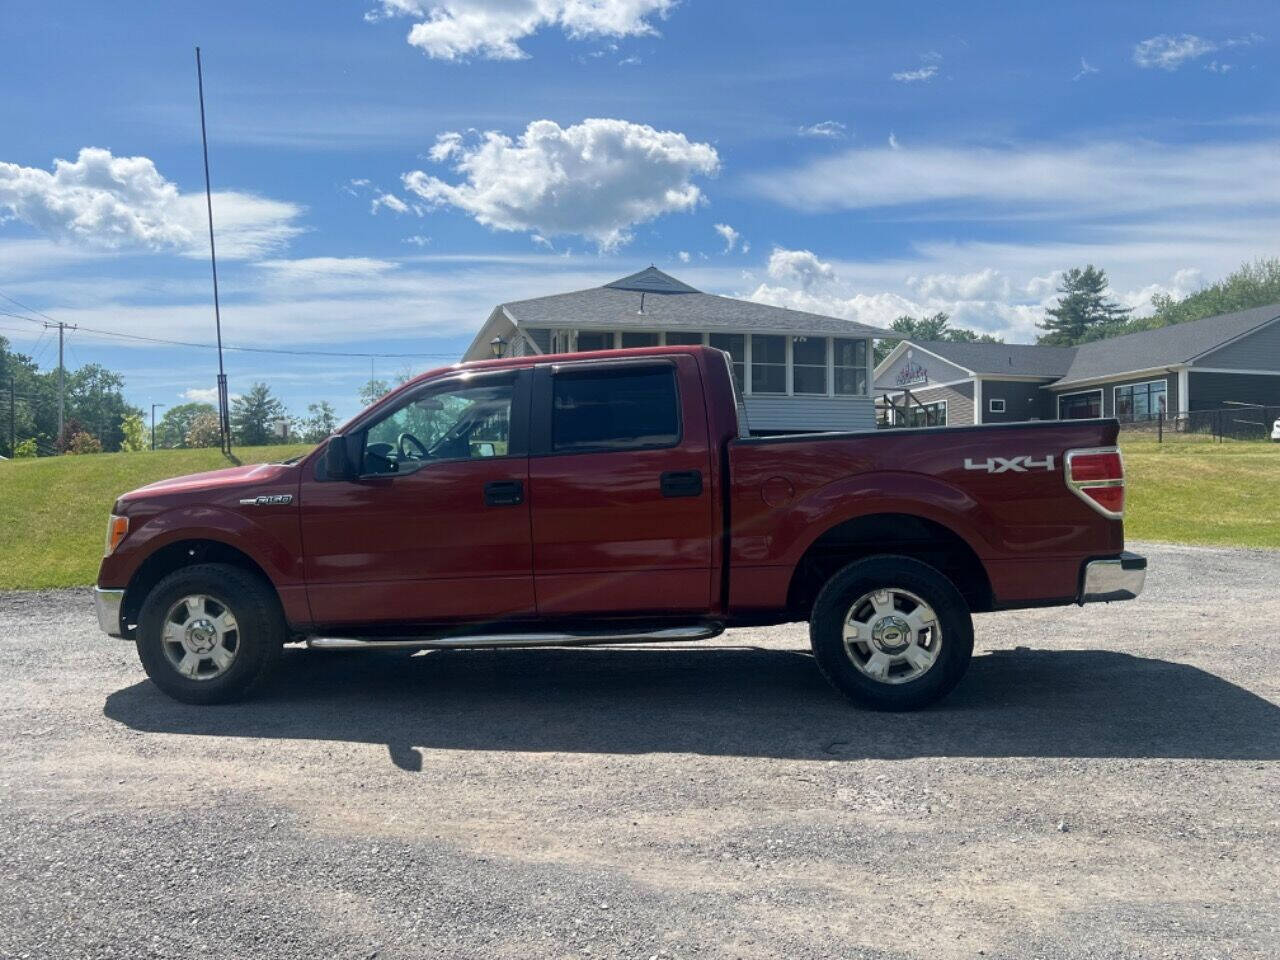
top-left (552, 365), bottom-right (680, 452)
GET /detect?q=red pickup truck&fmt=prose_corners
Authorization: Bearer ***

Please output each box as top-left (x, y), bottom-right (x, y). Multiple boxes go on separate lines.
top-left (95, 345), bottom-right (1145, 710)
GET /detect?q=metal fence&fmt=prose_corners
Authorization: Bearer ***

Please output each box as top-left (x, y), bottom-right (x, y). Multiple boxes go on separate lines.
top-left (1120, 404), bottom-right (1279, 443)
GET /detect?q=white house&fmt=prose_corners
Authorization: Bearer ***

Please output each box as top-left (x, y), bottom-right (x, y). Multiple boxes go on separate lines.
top-left (463, 267), bottom-right (891, 433)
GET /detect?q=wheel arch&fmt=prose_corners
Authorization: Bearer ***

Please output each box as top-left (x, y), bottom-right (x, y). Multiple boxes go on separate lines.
top-left (786, 512), bottom-right (993, 620)
top-left (121, 539), bottom-right (276, 639)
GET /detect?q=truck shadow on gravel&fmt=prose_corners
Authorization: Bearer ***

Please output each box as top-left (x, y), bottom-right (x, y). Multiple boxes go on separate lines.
top-left (104, 646), bottom-right (1280, 771)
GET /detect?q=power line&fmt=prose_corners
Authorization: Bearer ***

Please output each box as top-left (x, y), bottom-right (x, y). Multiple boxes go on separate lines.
top-left (0, 309), bottom-right (457, 359)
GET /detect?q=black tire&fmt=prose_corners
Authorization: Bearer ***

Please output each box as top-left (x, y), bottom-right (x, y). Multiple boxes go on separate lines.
top-left (135, 563), bottom-right (285, 704)
top-left (809, 555), bottom-right (973, 711)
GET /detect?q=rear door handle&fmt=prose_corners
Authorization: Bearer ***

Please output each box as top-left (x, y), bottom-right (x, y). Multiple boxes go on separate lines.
top-left (660, 470), bottom-right (703, 498)
top-left (484, 480), bottom-right (524, 506)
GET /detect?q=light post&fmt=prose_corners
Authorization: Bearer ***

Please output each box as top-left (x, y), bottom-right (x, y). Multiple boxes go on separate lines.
top-left (151, 402), bottom-right (165, 450)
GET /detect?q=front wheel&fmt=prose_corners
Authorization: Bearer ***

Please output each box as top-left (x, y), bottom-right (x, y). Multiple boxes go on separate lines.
top-left (135, 563), bottom-right (285, 704)
top-left (809, 556), bottom-right (973, 710)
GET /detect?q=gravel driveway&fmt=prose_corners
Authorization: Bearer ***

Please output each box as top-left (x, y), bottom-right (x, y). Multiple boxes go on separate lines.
top-left (1, 541), bottom-right (1277, 959)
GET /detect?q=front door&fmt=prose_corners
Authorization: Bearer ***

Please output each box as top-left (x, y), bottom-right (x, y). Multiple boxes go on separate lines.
top-left (300, 369), bottom-right (534, 628)
top-left (527, 356), bottom-right (716, 617)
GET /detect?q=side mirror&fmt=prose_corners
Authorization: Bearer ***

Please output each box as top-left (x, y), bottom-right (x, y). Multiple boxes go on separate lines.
top-left (324, 434), bottom-right (357, 481)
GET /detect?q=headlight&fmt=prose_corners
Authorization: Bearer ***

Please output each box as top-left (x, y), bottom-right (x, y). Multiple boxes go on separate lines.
top-left (104, 514), bottom-right (129, 556)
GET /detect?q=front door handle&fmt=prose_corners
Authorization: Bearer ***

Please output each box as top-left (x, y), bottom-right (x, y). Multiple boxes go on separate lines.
top-left (660, 470), bottom-right (703, 498)
top-left (484, 480), bottom-right (524, 506)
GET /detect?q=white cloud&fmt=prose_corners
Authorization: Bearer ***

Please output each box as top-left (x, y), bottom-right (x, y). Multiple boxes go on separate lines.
top-left (677, 250), bottom-right (690, 263)
top-left (182, 386), bottom-right (240, 404)
top-left (1072, 57), bottom-right (1099, 81)
top-left (254, 256), bottom-right (398, 281)
top-left (371, 192), bottom-right (411, 215)
top-left (766, 247), bottom-right (836, 289)
top-left (892, 64), bottom-right (938, 83)
top-left (1133, 32), bottom-right (1261, 71)
top-left (0, 147), bottom-right (303, 260)
top-left (713, 222), bottom-right (741, 253)
top-left (748, 139), bottom-right (1280, 219)
top-left (798, 121), bottom-right (847, 139)
top-left (1205, 60), bottom-right (1233, 74)
top-left (402, 234), bottom-right (431, 246)
top-left (402, 118), bottom-right (719, 250)
top-left (907, 267), bottom-right (1011, 301)
top-left (888, 132), bottom-right (899, 150)
top-left (367, 0), bottom-right (675, 61)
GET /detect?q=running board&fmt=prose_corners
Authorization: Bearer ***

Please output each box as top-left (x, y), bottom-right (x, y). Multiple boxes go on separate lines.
top-left (305, 623), bottom-right (724, 651)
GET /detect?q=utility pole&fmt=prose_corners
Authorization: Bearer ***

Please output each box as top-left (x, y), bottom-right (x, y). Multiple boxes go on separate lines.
top-left (151, 402), bottom-right (165, 451)
top-left (43, 320), bottom-right (76, 448)
top-left (9, 375), bottom-right (14, 459)
top-left (196, 46), bottom-right (230, 456)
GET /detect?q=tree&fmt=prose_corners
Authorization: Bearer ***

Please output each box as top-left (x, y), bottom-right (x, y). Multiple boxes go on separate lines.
top-left (230, 382), bottom-right (286, 446)
top-left (155, 402), bottom-right (217, 448)
top-left (119, 412), bottom-right (146, 452)
top-left (66, 430), bottom-right (103, 454)
top-left (186, 412), bottom-right (222, 448)
top-left (64, 364), bottom-right (141, 452)
top-left (14, 438), bottom-right (37, 458)
top-left (359, 378), bottom-right (390, 408)
top-left (1038, 265), bottom-right (1130, 346)
top-left (874, 312), bottom-right (1002, 365)
top-left (299, 401), bottom-right (339, 443)
top-left (1143, 257), bottom-right (1280, 331)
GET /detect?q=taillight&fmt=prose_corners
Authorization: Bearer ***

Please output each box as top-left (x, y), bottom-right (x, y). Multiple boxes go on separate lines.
top-left (104, 514), bottom-right (129, 556)
top-left (1065, 447), bottom-right (1125, 518)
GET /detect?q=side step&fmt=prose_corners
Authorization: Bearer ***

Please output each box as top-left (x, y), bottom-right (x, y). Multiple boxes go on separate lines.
top-left (306, 623), bottom-right (724, 651)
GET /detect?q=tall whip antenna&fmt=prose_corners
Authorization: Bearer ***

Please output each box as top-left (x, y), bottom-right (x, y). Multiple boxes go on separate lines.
top-left (196, 46), bottom-right (230, 455)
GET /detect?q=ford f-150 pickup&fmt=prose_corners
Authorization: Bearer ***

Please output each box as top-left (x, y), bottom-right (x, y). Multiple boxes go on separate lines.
top-left (94, 345), bottom-right (1145, 709)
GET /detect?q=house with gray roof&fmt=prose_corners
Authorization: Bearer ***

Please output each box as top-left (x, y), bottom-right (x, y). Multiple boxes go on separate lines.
top-left (873, 303), bottom-right (1280, 426)
top-left (464, 267), bottom-right (892, 433)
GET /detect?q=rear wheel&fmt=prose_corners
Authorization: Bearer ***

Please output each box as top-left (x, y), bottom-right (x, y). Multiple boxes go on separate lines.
top-left (809, 555), bottom-right (973, 710)
top-left (135, 563), bottom-right (284, 704)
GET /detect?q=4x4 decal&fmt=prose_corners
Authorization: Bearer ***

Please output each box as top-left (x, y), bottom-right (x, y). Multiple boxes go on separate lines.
top-left (963, 455), bottom-right (1055, 474)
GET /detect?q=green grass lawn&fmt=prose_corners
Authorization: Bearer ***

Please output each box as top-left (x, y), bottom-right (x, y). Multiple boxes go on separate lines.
top-left (0, 444), bottom-right (312, 590)
top-left (1, 434), bottom-right (1275, 591)
top-left (1120, 433), bottom-right (1279, 548)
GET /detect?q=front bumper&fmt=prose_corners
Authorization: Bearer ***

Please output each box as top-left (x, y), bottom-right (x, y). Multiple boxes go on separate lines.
top-left (94, 587), bottom-right (126, 638)
top-left (1079, 551), bottom-right (1147, 604)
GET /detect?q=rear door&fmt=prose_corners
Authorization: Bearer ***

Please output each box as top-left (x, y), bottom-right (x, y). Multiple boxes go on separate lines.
top-left (527, 356), bottom-right (716, 616)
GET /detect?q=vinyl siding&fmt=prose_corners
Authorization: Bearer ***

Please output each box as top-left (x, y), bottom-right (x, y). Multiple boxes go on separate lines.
top-left (744, 395), bottom-right (875, 433)
top-left (874, 349), bottom-right (970, 391)
top-left (1192, 318), bottom-right (1280, 371)
top-left (980, 379), bottom-right (1056, 422)
top-left (887, 381), bottom-right (975, 426)
top-left (1188, 371), bottom-right (1280, 410)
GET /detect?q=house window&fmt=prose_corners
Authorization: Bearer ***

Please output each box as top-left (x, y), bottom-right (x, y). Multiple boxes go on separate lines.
top-left (620, 332), bottom-right (659, 348)
top-left (906, 400), bottom-right (947, 427)
top-left (989, 398), bottom-right (1006, 414)
top-left (792, 336), bottom-right (828, 395)
top-left (751, 334), bottom-right (786, 394)
top-left (576, 331), bottom-right (613, 352)
top-left (664, 332), bottom-right (704, 345)
top-left (552, 365), bottom-right (680, 453)
top-left (1058, 390), bottom-right (1102, 420)
top-left (709, 333), bottom-right (745, 392)
top-left (1114, 379), bottom-right (1167, 422)
top-left (833, 338), bottom-right (868, 396)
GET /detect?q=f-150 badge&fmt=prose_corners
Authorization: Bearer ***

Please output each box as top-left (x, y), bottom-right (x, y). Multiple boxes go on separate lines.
top-left (963, 455), bottom-right (1055, 474)
top-left (239, 494), bottom-right (294, 506)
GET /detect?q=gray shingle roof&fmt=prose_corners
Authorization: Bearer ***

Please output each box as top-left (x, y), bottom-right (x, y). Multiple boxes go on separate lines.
top-left (501, 269), bottom-right (894, 338)
top-left (907, 341), bottom-right (1077, 378)
top-left (1054, 302), bottom-right (1280, 386)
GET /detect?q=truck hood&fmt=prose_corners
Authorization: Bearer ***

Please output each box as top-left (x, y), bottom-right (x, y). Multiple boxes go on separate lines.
top-left (119, 461), bottom-right (298, 503)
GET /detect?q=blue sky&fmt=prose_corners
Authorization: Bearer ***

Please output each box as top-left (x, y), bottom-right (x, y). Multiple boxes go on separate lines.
top-left (2, 0), bottom-right (1278, 421)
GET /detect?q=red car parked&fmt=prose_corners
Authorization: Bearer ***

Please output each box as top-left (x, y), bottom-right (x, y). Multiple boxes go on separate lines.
top-left (95, 346), bottom-right (1144, 709)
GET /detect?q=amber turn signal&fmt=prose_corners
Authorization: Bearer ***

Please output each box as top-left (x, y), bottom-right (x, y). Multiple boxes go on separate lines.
top-left (104, 514), bottom-right (129, 556)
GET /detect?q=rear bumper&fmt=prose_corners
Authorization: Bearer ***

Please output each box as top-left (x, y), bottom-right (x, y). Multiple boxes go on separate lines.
top-left (1079, 551), bottom-right (1147, 604)
top-left (94, 587), bottom-right (126, 638)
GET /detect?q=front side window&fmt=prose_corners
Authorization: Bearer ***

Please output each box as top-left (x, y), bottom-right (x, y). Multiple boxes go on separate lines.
top-left (792, 337), bottom-right (828, 395)
top-left (552, 365), bottom-right (680, 453)
top-left (362, 376), bottom-right (513, 474)
top-left (833, 338), bottom-right (868, 396)
top-left (751, 334), bottom-right (786, 394)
